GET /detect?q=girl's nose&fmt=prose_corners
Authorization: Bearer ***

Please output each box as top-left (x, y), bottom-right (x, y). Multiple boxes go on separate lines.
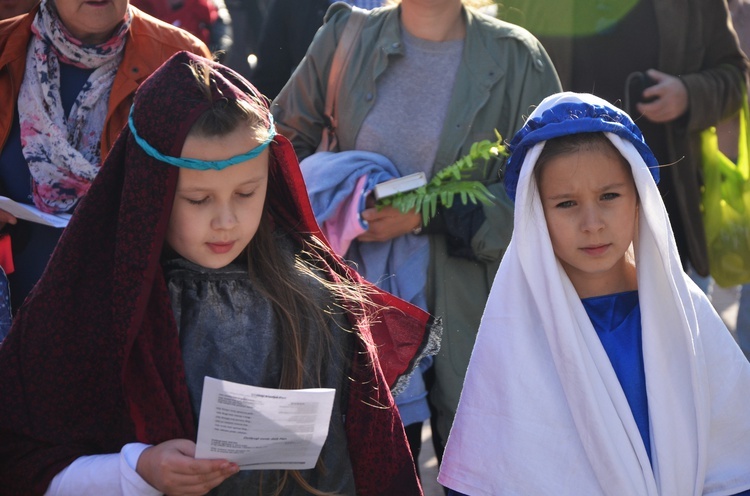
top-left (211, 203), bottom-right (238, 229)
top-left (581, 205), bottom-right (605, 232)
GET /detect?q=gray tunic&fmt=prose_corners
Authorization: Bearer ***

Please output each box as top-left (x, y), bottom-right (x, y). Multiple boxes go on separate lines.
top-left (164, 248), bottom-right (357, 495)
top-left (354, 27), bottom-right (463, 177)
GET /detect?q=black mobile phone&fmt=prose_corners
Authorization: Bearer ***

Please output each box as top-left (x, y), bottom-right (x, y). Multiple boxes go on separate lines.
top-left (624, 71), bottom-right (657, 115)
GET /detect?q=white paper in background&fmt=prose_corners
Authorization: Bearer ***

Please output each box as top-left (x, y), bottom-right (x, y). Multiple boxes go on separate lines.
top-left (194, 376), bottom-right (336, 470)
top-left (0, 196), bottom-right (71, 228)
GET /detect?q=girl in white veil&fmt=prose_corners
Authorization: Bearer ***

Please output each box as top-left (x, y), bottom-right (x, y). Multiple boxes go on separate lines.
top-left (438, 92), bottom-right (750, 496)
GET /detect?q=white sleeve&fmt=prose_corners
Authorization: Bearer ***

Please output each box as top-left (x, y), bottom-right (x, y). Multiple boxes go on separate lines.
top-left (45, 443), bottom-right (162, 496)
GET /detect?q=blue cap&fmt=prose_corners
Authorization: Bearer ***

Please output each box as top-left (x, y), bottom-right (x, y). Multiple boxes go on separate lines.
top-left (504, 92), bottom-right (660, 203)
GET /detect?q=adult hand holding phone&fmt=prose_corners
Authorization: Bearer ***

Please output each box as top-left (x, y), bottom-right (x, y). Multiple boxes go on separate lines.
top-left (636, 69), bottom-right (689, 123)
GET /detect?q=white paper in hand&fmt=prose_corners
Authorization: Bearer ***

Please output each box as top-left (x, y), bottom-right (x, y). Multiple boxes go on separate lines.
top-left (194, 376), bottom-right (335, 470)
top-left (0, 196), bottom-right (71, 228)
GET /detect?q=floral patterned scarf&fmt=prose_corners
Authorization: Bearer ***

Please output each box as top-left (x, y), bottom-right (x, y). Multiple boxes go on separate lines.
top-left (17, 0), bottom-right (132, 213)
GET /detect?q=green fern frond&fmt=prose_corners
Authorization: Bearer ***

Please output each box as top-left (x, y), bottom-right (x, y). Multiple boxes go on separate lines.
top-left (377, 132), bottom-right (507, 225)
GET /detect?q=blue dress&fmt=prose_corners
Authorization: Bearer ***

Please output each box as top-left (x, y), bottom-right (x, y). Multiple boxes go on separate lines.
top-left (445, 292), bottom-right (650, 496)
top-left (581, 290), bottom-right (651, 463)
top-left (445, 291), bottom-right (750, 495)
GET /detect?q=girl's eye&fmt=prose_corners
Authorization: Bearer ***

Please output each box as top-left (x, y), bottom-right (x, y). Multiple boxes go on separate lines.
top-left (601, 192), bottom-right (620, 201)
top-left (185, 197), bottom-right (208, 205)
top-left (237, 191), bottom-right (255, 199)
top-left (555, 200), bottom-right (576, 209)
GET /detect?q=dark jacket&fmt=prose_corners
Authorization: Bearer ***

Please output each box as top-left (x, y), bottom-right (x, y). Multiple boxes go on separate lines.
top-left (251, 0), bottom-right (330, 99)
top-left (502, 0), bottom-right (749, 276)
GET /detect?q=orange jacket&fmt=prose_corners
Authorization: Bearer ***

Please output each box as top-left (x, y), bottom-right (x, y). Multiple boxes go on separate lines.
top-left (0, 6), bottom-right (210, 157)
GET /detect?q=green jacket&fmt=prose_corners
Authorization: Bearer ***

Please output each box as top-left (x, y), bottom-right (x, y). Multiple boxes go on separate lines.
top-left (272, 2), bottom-right (561, 443)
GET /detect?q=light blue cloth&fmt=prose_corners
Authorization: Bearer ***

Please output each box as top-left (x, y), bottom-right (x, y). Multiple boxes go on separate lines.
top-left (300, 151), bottom-right (429, 310)
top-left (300, 150), bottom-right (431, 426)
top-left (300, 151), bottom-right (394, 226)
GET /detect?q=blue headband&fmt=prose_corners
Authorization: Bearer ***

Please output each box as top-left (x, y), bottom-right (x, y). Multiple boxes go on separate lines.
top-left (504, 99), bottom-right (660, 203)
top-left (128, 106), bottom-right (276, 170)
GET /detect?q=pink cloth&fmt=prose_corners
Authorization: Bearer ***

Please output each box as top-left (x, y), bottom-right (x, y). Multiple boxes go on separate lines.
top-left (321, 174), bottom-right (368, 256)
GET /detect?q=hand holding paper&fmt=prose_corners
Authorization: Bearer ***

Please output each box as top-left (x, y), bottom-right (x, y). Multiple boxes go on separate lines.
top-left (195, 377), bottom-right (335, 470)
top-left (137, 439), bottom-right (239, 494)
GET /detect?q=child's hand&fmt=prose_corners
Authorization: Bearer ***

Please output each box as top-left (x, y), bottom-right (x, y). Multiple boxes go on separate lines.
top-left (358, 205), bottom-right (421, 242)
top-left (637, 69), bottom-right (689, 123)
top-left (136, 439), bottom-right (239, 496)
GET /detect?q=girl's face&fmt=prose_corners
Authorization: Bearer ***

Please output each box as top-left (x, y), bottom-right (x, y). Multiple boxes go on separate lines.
top-left (538, 146), bottom-right (638, 298)
top-left (166, 124), bottom-right (269, 269)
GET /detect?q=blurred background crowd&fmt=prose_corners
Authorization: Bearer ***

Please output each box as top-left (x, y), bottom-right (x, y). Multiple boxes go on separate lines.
top-left (1, 0), bottom-right (749, 494)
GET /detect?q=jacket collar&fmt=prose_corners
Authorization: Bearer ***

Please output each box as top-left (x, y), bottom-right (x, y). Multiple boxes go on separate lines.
top-left (0, 6), bottom-right (35, 71)
top-left (376, 5), bottom-right (405, 56)
top-left (434, 8), bottom-right (507, 169)
top-left (110, 8), bottom-right (168, 99)
top-left (462, 8), bottom-right (506, 90)
top-left (374, 5), bottom-right (505, 89)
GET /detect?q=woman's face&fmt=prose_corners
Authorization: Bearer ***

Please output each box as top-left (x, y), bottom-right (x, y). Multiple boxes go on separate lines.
top-left (53, 0), bottom-right (128, 45)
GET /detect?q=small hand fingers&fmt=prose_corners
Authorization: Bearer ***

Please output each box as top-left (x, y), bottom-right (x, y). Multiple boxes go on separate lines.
top-left (169, 459), bottom-right (238, 476)
top-left (162, 465), bottom-right (238, 495)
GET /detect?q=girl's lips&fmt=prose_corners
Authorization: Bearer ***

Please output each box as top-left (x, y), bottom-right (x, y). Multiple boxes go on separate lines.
top-left (581, 244), bottom-right (610, 256)
top-left (207, 241), bottom-right (235, 254)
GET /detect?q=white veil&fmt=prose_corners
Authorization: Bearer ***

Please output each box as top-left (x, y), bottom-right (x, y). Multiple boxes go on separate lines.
top-left (438, 93), bottom-right (750, 496)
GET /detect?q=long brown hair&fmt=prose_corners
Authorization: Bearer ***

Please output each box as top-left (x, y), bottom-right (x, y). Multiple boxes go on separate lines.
top-left (185, 60), bottom-right (375, 496)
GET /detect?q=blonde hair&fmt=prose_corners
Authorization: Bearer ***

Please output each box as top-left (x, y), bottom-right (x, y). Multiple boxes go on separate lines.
top-left (186, 60), bottom-right (271, 143)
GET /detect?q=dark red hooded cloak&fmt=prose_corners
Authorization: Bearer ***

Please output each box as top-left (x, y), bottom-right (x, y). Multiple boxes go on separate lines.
top-left (0, 51), bottom-right (433, 496)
